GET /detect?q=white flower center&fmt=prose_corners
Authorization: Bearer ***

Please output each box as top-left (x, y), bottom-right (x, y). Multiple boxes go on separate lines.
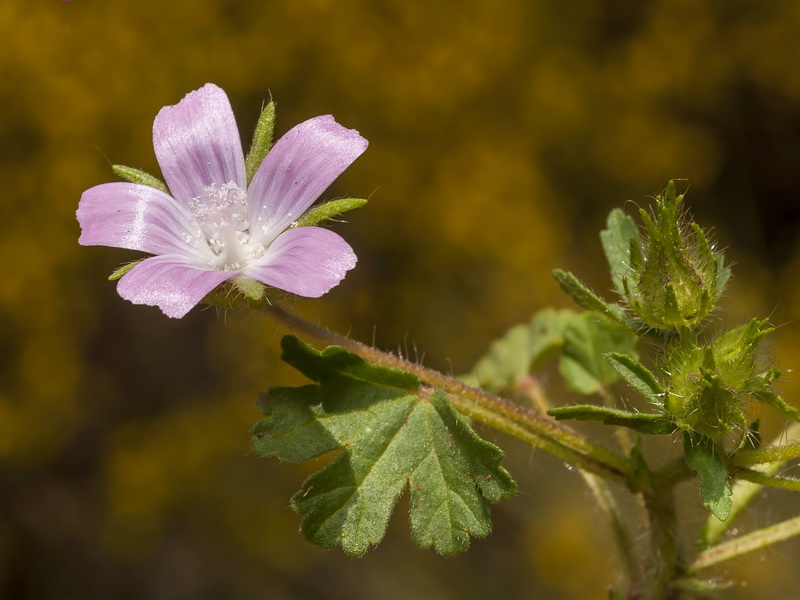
top-left (189, 182), bottom-right (266, 270)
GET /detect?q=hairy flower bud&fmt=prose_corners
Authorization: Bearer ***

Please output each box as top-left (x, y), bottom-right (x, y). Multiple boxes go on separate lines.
top-left (621, 181), bottom-right (730, 331)
top-left (663, 318), bottom-right (779, 439)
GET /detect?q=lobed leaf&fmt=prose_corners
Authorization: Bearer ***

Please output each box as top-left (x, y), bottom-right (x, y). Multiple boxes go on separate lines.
top-left (462, 308), bottom-right (573, 393)
top-left (253, 336), bottom-right (517, 555)
top-left (558, 312), bottom-right (638, 395)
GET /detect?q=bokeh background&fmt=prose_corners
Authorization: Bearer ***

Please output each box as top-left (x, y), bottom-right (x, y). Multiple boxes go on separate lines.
top-left (1, 0), bottom-right (799, 598)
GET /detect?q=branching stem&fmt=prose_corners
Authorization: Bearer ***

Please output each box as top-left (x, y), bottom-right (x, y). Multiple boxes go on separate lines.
top-left (262, 303), bottom-right (632, 483)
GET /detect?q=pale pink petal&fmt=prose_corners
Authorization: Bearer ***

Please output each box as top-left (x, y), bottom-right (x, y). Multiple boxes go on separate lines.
top-left (153, 83), bottom-right (246, 204)
top-left (77, 182), bottom-right (211, 261)
top-left (247, 115), bottom-right (368, 242)
top-left (117, 255), bottom-right (234, 318)
top-left (244, 227), bottom-right (356, 297)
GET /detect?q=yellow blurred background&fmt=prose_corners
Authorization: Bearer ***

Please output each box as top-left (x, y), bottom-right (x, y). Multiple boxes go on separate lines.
top-left (1, 0), bottom-right (798, 598)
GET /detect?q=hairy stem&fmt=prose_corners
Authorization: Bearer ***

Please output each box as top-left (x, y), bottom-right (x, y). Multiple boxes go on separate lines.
top-left (263, 303), bottom-right (632, 482)
top-left (689, 515), bottom-right (800, 573)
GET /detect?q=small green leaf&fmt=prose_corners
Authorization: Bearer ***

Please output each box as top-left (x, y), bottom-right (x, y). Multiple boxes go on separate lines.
top-left (551, 269), bottom-right (633, 330)
top-left (253, 336), bottom-right (516, 555)
top-left (294, 198), bottom-right (368, 227)
top-left (753, 389), bottom-right (800, 422)
top-left (559, 312), bottom-right (638, 395)
top-left (108, 261), bottom-right (142, 281)
top-left (112, 165), bottom-right (169, 194)
top-left (245, 100), bottom-right (276, 183)
top-left (605, 352), bottom-right (665, 405)
top-left (600, 208), bottom-right (639, 296)
top-left (462, 308), bottom-right (574, 392)
top-left (684, 433), bottom-right (732, 521)
top-left (548, 405), bottom-right (676, 434)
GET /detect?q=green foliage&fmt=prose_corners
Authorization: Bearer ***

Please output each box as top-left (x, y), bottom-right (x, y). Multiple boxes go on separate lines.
top-left (683, 433), bottom-right (732, 521)
top-left (600, 208), bottom-right (638, 297)
top-left (463, 309), bottom-right (638, 398)
top-left (461, 308), bottom-right (573, 393)
top-left (548, 405), bottom-right (676, 435)
top-left (559, 312), bottom-right (638, 395)
top-left (294, 198), bottom-right (369, 227)
top-left (551, 269), bottom-right (633, 330)
top-left (605, 352), bottom-right (665, 406)
top-left (252, 336), bottom-right (517, 556)
top-left (245, 100), bottom-right (276, 183)
top-left (111, 164), bottom-right (170, 194)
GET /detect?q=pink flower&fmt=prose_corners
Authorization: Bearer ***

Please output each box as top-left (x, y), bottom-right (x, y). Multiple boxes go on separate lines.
top-left (77, 84), bottom-right (367, 318)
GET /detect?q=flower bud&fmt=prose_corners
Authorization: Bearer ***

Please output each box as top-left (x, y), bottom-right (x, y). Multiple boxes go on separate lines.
top-left (664, 318), bottom-right (777, 439)
top-left (622, 181), bottom-right (729, 331)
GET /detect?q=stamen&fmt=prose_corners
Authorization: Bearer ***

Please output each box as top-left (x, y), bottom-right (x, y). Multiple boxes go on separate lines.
top-left (188, 181), bottom-right (266, 270)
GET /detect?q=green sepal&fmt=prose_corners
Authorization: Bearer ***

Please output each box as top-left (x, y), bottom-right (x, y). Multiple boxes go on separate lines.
top-left (112, 165), bottom-right (169, 194)
top-left (245, 100), bottom-right (276, 183)
top-left (252, 336), bottom-right (517, 556)
top-left (461, 308), bottom-right (574, 393)
top-left (294, 198), bottom-right (368, 228)
top-left (548, 405), bottom-right (676, 435)
top-left (108, 260), bottom-right (142, 281)
top-left (558, 312), bottom-right (638, 395)
top-left (551, 269), bottom-right (632, 330)
top-left (605, 352), bottom-right (665, 406)
top-left (600, 208), bottom-right (639, 296)
top-left (202, 275), bottom-right (269, 310)
top-left (752, 389), bottom-right (800, 422)
top-left (683, 432), bottom-right (732, 521)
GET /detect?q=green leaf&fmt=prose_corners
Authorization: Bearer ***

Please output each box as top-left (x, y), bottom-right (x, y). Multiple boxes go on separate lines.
top-left (548, 404), bottom-right (676, 434)
top-left (245, 100), bottom-right (276, 183)
top-left (753, 389), bottom-right (800, 422)
top-left (294, 198), bottom-right (368, 227)
top-left (551, 269), bottom-right (633, 330)
top-left (253, 336), bottom-right (517, 556)
top-left (461, 308), bottom-right (574, 392)
top-left (605, 352), bottom-right (665, 405)
top-left (684, 433), bottom-right (732, 521)
top-left (600, 208), bottom-right (639, 296)
top-left (108, 260), bottom-right (142, 281)
top-left (112, 164), bottom-right (169, 194)
top-left (559, 312), bottom-right (638, 394)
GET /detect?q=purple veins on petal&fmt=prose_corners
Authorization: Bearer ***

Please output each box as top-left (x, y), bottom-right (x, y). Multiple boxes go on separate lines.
top-left (77, 182), bottom-right (209, 260)
top-left (246, 115), bottom-right (368, 242)
top-left (77, 83), bottom-right (367, 317)
top-left (153, 83), bottom-right (247, 205)
top-left (244, 227), bottom-right (357, 298)
top-left (117, 256), bottom-right (234, 319)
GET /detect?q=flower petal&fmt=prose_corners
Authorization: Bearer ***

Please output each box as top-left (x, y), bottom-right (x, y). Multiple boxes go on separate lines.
top-left (244, 227), bottom-right (356, 297)
top-left (77, 182), bottom-right (211, 260)
top-left (153, 83), bottom-right (246, 204)
top-left (247, 115), bottom-right (368, 242)
top-left (117, 255), bottom-right (234, 318)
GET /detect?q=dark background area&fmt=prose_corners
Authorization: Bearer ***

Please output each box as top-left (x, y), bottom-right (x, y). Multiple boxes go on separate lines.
top-left (0, 1), bottom-right (798, 598)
